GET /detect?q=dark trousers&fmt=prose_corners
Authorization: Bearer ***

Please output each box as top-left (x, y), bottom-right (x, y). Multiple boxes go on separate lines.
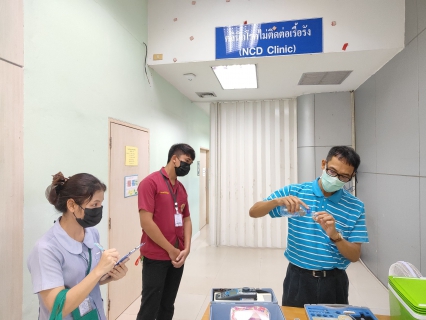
top-left (282, 263), bottom-right (349, 308)
top-left (136, 257), bottom-right (184, 320)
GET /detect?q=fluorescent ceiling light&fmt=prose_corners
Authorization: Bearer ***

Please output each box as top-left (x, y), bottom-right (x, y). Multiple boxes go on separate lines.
top-left (212, 64), bottom-right (257, 89)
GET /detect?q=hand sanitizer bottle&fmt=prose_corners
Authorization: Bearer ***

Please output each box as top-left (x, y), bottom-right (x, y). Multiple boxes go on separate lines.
top-left (279, 206), bottom-right (312, 217)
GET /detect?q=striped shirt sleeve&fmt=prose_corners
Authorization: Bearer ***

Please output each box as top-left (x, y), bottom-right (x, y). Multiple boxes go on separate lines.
top-left (264, 186), bottom-right (291, 218)
top-left (348, 203), bottom-right (369, 243)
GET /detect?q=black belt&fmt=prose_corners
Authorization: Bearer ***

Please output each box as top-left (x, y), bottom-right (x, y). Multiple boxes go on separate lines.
top-left (290, 263), bottom-right (344, 278)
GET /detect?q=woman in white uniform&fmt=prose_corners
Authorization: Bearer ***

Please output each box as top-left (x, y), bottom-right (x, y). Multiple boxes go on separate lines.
top-left (28, 172), bottom-right (128, 319)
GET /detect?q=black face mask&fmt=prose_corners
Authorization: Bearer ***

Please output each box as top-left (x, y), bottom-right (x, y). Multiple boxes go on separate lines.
top-left (74, 206), bottom-right (103, 228)
top-left (175, 161), bottom-right (191, 177)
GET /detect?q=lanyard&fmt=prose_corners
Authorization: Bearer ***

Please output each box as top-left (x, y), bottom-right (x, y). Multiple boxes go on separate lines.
top-left (86, 248), bottom-right (92, 276)
top-left (80, 247), bottom-right (92, 276)
top-left (160, 170), bottom-right (179, 213)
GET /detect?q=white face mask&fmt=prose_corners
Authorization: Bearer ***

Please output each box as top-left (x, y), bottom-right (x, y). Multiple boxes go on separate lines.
top-left (321, 169), bottom-right (346, 192)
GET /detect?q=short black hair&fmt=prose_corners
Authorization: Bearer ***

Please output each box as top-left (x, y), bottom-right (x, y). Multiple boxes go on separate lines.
top-left (326, 146), bottom-right (361, 172)
top-left (167, 143), bottom-right (196, 163)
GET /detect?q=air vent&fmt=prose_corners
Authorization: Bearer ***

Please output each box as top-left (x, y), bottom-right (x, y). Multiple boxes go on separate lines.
top-left (195, 92), bottom-right (217, 98)
top-left (298, 71), bottom-right (352, 85)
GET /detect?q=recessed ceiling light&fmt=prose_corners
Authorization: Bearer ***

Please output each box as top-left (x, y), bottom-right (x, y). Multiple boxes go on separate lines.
top-left (212, 64), bottom-right (257, 89)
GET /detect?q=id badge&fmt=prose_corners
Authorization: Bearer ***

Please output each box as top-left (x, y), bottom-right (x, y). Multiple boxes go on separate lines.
top-left (174, 213), bottom-right (183, 227)
top-left (78, 297), bottom-right (94, 316)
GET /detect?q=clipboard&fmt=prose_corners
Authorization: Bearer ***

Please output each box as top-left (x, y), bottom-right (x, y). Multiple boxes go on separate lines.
top-left (99, 243), bottom-right (145, 281)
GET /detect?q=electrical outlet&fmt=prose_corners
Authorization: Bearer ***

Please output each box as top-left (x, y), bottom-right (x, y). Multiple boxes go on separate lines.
top-left (153, 54), bottom-right (163, 61)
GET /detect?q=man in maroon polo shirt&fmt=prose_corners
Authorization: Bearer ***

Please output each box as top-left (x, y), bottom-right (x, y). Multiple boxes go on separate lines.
top-left (136, 143), bottom-right (195, 320)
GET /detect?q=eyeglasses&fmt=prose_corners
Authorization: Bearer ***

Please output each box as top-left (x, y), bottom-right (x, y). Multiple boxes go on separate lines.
top-left (325, 165), bottom-right (353, 183)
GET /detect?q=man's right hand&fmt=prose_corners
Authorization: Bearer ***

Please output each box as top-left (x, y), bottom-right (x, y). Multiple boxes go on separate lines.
top-left (249, 196), bottom-right (309, 218)
top-left (277, 196), bottom-right (309, 213)
top-left (168, 247), bottom-right (181, 262)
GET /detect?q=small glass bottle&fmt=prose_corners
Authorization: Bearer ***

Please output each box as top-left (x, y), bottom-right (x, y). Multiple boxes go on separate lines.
top-left (279, 206), bottom-right (311, 217)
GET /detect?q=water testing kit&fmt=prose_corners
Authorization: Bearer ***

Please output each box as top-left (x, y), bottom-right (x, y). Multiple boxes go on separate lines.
top-left (209, 287), bottom-right (285, 320)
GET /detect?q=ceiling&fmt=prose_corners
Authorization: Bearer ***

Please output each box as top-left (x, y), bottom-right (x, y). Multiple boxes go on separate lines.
top-left (150, 47), bottom-right (401, 110)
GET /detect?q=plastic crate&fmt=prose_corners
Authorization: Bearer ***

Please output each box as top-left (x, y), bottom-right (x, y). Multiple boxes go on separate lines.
top-left (388, 276), bottom-right (426, 320)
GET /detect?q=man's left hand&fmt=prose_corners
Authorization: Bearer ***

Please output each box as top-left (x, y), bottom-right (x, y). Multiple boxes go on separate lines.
top-left (313, 211), bottom-right (339, 239)
top-left (172, 249), bottom-right (190, 268)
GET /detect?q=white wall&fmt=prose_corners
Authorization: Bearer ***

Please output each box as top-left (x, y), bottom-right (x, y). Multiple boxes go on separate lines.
top-left (148, 0), bottom-right (404, 65)
top-left (297, 92), bottom-right (353, 183)
top-left (23, 0), bottom-right (209, 318)
top-left (354, 0), bottom-right (426, 285)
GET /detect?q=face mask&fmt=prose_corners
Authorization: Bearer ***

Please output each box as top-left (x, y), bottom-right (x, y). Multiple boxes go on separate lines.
top-left (74, 206), bottom-right (103, 228)
top-left (175, 160), bottom-right (191, 177)
top-left (321, 170), bottom-right (346, 193)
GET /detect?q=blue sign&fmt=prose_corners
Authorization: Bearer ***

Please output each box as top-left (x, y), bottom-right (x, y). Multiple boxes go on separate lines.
top-left (215, 18), bottom-right (323, 60)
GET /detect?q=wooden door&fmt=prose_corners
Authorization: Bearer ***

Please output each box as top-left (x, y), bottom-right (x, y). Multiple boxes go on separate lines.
top-left (0, 1), bottom-right (24, 318)
top-left (199, 149), bottom-right (209, 229)
top-left (108, 120), bottom-right (149, 319)
top-left (0, 60), bottom-right (24, 320)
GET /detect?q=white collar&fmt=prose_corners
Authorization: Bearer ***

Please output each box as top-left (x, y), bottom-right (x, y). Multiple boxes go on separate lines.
top-left (53, 218), bottom-right (95, 254)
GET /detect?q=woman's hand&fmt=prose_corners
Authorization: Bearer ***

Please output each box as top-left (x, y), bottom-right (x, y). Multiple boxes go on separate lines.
top-left (93, 248), bottom-right (119, 278)
top-left (107, 259), bottom-right (129, 281)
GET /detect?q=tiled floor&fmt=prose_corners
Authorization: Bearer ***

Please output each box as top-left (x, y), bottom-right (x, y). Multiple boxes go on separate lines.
top-left (117, 225), bottom-right (389, 319)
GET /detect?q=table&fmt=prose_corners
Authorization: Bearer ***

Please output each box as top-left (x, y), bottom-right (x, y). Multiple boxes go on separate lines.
top-left (202, 305), bottom-right (391, 320)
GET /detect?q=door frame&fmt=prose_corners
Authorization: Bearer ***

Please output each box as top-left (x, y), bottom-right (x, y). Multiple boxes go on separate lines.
top-left (199, 147), bottom-right (210, 229)
top-left (107, 118), bottom-right (150, 316)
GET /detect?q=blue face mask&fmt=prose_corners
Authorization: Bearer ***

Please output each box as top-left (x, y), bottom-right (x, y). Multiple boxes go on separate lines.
top-left (321, 170), bottom-right (346, 193)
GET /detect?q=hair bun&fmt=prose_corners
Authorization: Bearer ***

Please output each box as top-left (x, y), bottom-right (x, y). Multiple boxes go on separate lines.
top-left (47, 172), bottom-right (69, 205)
top-left (53, 172), bottom-right (70, 193)
top-left (45, 185), bottom-right (56, 204)
top-left (52, 172), bottom-right (66, 186)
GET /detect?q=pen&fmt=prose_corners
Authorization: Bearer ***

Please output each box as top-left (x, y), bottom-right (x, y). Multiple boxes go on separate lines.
top-left (114, 243), bottom-right (146, 266)
top-left (94, 243), bottom-right (105, 252)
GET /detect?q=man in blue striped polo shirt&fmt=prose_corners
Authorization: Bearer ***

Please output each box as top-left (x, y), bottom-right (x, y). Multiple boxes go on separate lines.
top-left (249, 146), bottom-right (369, 307)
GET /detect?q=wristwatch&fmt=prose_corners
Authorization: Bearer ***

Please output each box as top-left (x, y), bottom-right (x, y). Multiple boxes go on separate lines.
top-left (330, 232), bottom-right (343, 243)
